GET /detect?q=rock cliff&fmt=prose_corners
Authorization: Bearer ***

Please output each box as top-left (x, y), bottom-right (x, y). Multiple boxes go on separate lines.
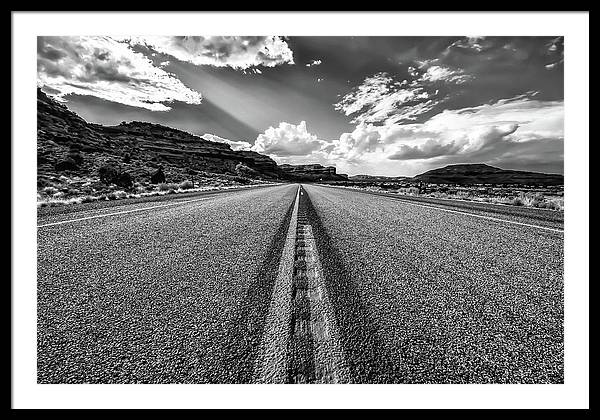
top-left (279, 164), bottom-right (348, 181)
top-left (37, 89), bottom-right (280, 184)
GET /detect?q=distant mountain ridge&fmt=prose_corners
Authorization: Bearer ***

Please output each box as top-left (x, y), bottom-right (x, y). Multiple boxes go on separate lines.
top-left (413, 164), bottom-right (563, 185)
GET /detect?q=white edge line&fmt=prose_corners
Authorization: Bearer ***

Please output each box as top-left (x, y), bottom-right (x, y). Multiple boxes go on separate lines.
top-left (325, 184), bottom-right (563, 213)
top-left (320, 184), bottom-right (563, 234)
top-left (397, 199), bottom-right (564, 234)
top-left (37, 197), bottom-right (210, 228)
top-left (37, 184), bottom-right (283, 228)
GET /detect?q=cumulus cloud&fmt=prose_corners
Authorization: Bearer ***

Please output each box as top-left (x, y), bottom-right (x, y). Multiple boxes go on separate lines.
top-left (341, 95), bottom-right (562, 168)
top-left (202, 133), bottom-right (252, 151)
top-left (419, 65), bottom-right (472, 84)
top-left (425, 92), bottom-right (563, 141)
top-left (388, 139), bottom-right (463, 160)
top-left (252, 121), bottom-right (327, 156)
top-left (268, 94), bottom-right (563, 176)
top-left (334, 72), bottom-right (440, 125)
top-left (334, 64), bottom-right (472, 126)
top-left (37, 36), bottom-right (202, 111)
top-left (306, 59), bottom-right (322, 67)
top-left (544, 36), bottom-right (564, 70)
top-left (120, 36), bottom-right (294, 69)
top-left (241, 68), bottom-right (264, 75)
top-left (546, 36), bottom-right (563, 54)
top-left (440, 36), bottom-right (565, 74)
top-left (386, 124), bottom-right (519, 160)
top-left (446, 36), bottom-right (494, 53)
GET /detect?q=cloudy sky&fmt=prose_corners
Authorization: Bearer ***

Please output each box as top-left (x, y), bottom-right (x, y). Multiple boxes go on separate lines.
top-left (37, 36), bottom-right (564, 176)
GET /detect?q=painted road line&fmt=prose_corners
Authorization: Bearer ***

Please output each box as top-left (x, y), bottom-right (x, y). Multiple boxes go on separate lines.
top-left (397, 200), bottom-right (564, 234)
top-left (285, 186), bottom-right (349, 383)
top-left (37, 197), bottom-right (211, 228)
top-left (301, 224), bottom-right (351, 383)
top-left (255, 185), bottom-right (350, 383)
top-left (321, 185), bottom-right (563, 233)
top-left (254, 185), bottom-right (301, 383)
top-left (329, 185), bottom-right (562, 213)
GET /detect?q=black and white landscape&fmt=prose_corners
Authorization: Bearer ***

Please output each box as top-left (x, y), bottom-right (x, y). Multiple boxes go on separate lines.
top-left (36, 36), bottom-right (564, 384)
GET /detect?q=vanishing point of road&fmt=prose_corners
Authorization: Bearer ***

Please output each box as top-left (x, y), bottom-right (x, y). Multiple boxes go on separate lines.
top-left (37, 183), bottom-right (563, 383)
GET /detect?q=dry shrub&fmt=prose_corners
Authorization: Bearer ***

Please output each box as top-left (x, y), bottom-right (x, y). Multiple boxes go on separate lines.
top-left (179, 180), bottom-right (194, 190)
top-left (158, 182), bottom-right (178, 192)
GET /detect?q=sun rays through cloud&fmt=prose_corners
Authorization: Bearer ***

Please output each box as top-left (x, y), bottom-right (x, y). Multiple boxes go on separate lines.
top-left (38, 35), bottom-right (564, 176)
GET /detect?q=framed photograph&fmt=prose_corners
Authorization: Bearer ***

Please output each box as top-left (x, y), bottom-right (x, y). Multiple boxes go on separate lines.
top-left (12, 11), bottom-right (589, 410)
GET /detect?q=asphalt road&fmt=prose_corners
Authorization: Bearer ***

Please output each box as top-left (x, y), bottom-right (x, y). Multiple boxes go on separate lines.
top-left (37, 183), bottom-right (563, 383)
top-left (303, 184), bottom-right (563, 383)
top-left (321, 185), bottom-right (564, 230)
top-left (38, 184), bottom-right (297, 383)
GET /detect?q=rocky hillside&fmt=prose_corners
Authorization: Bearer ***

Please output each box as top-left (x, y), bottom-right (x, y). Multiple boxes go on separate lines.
top-left (37, 88), bottom-right (281, 188)
top-left (413, 164), bottom-right (564, 185)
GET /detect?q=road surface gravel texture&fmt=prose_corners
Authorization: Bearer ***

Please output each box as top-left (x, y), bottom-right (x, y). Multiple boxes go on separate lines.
top-left (323, 185), bottom-right (564, 230)
top-left (37, 183), bottom-right (563, 383)
top-left (38, 184), bottom-right (297, 383)
top-left (302, 184), bottom-right (563, 383)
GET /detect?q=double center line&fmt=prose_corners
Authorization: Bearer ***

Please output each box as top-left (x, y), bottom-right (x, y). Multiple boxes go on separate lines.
top-left (254, 185), bottom-right (350, 383)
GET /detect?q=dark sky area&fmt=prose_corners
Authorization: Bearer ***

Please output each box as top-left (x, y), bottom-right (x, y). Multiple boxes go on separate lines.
top-left (38, 35), bottom-right (564, 176)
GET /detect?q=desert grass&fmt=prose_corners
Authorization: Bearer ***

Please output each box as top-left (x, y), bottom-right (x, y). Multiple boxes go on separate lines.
top-left (333, 185), bottom-right (564, 211)
top-left (38, 180), bottom-right (279, 207)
